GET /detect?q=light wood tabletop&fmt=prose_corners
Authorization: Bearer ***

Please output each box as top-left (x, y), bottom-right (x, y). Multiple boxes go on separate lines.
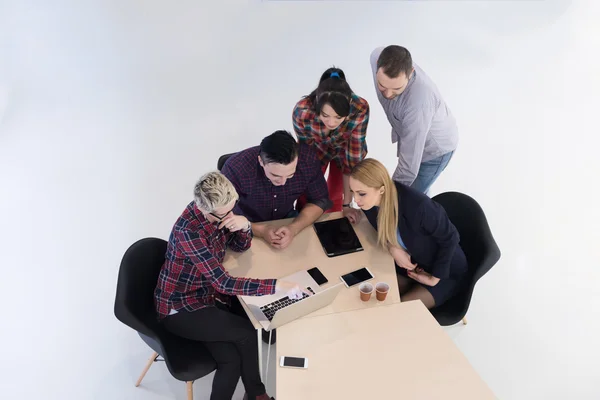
top-left (275, 300), bottom-right (496, 400)
top-left (223, 211), bottom-right (400, 329)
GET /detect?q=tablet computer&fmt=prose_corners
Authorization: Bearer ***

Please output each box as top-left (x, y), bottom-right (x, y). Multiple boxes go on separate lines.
top-left (313, 217), bottom-right (364, 258)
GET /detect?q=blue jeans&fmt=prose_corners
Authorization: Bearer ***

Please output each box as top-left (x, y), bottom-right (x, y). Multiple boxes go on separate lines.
top-left (410, 151), bottom-right (454, 195)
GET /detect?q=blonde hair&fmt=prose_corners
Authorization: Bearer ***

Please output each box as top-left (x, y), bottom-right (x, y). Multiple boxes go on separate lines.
top-left (350, 158), bottom-right (399, 249)
top-left (193, 171), bottom-right (239, 213)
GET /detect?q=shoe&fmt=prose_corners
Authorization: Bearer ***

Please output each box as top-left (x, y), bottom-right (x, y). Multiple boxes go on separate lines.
top-left (261, 328), bottom-right (276, 345)
top-left (243, 394), bottom-right (274, 400)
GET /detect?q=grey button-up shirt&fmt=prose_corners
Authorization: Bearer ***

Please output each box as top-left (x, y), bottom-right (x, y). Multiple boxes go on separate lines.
top-left (370, 47), bottom-right (459, 185)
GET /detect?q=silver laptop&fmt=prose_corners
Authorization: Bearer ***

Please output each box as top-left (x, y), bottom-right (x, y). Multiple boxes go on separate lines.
top-left (239, 269), bottom-right (344, 332)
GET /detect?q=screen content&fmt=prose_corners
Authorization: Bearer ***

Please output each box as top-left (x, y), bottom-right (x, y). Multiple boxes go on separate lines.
top-left (283, 357), bottom-right (306, 367)
top-left (342, 268), bottom-right (373, 287)
top-left (307, 267), bottom-right (328, 285)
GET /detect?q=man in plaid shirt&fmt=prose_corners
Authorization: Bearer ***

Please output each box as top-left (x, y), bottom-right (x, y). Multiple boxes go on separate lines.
top-left (221, 130), bottom-right (332, 250)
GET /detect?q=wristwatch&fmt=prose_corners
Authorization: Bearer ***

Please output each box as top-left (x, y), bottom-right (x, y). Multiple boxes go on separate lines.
top-left (342, 203), bottom-right (351, 208)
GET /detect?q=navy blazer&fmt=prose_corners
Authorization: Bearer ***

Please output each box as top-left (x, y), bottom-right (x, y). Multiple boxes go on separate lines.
top-left (363, 182), bottom-right (467, 280)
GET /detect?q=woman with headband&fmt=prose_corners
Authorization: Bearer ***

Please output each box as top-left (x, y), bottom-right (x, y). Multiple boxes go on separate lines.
top-left (292, 67), bottom-right (370, 224)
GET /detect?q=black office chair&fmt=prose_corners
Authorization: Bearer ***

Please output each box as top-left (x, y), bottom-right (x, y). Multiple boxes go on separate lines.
top-left (114, 237), bottom-right (216, 400)
top-left (217, 152), bottom-right (236, 171)
top-left (430, 192), bottom-right (501, 326)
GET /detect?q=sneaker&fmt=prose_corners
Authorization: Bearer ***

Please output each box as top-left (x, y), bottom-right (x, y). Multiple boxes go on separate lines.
top-left (243, 394), bottom-right (274, 400)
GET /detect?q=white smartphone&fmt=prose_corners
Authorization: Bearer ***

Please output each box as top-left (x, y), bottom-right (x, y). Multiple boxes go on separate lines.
top-left (339, 266), bottom-right (374, 288)
top-left (280, 356), bottom-right (308, 369)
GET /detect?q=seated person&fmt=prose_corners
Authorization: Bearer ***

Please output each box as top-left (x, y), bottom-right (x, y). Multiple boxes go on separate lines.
top-left (348, 158), bottom-right (468, 309)
top-left (154, 171), bottom-right (305, 400)
top-left (221, 130), bottom-right (332, 250)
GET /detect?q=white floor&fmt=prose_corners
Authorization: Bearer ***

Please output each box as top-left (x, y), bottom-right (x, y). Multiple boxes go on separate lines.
top-left (1, 1), bottom-right (599, 399)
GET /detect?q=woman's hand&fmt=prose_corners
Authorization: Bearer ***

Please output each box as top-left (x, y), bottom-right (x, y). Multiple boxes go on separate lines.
top-left (343, 206), bottom-right (363, 224)
top-left (389, 245), bottom-right (418, 271)
top-left (407, 268), bottom-right (440, 287)
top-left (219, 214), bottom-right (250, 232)
top-left (275, 281), bottom-right (312, 299)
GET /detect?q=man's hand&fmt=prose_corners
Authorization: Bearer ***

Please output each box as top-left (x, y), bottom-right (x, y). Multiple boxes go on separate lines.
top-left (271, 226), bottom-right (295, 249)
top-left (343, 206), bottom-right (363, 224)
top-left (260, 225), bottom-right (281, 244)
top-left (219, 214), bottom-right (250, 232)
top-left (255, 225), bottom-right (292, 249)
top-left (407, 268), bottom-right (440, 287)
top-left (389, 245), bottom-right (418, 271)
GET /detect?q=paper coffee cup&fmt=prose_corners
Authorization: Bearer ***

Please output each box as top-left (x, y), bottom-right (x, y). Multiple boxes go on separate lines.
top-left (375, 282), bottom-right (390, 301)
top-left (359, 283), bottom-right (374, 302)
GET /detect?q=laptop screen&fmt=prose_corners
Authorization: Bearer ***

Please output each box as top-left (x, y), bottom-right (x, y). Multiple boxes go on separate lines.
top-left (313, 217), bottom-right (363, 257)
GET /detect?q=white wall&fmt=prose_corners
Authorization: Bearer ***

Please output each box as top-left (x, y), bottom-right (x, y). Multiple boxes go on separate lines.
top-left (1, 1), bottom-right (599, 399)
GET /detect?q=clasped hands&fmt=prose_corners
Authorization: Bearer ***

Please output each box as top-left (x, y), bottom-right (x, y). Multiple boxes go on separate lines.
top-left (388, 245), bottom-right (439, 287)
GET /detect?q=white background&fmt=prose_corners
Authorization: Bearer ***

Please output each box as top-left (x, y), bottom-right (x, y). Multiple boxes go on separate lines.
top-left (1, 1), bottom-right (599, 399)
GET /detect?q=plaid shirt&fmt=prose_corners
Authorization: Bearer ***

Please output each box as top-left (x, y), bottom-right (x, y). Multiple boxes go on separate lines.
top-left (154, 201), bottom-right (277, 319)
top-left (292, 93), bottom-right (370, 174)
top-left (221, 144), bottom-right (331, 222)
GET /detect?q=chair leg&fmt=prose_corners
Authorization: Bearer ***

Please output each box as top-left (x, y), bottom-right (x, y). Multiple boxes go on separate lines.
top-left (186, 381), bottom-right (194, 400)
top-left (135, 351), bottom-right (159, 387)
top-left (462, 317), bottom-right (468, 325)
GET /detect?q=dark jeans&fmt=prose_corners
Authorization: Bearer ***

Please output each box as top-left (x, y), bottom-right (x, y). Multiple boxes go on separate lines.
top-left (162, 299), bottom-right (265, 400)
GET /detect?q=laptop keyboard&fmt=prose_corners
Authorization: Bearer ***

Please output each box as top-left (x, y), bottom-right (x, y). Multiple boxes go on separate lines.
top-left (260, 287), bottom-right (315, 322)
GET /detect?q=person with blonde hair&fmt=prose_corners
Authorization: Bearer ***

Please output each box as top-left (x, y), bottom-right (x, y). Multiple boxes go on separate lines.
top-left (155, 171), bottom-right (304, 400)
top-left (348, 158), bottom-right (468, 309)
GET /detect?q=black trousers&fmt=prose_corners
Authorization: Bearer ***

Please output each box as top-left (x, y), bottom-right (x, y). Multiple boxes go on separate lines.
top-left (162, 298), bottom-right (265, 400)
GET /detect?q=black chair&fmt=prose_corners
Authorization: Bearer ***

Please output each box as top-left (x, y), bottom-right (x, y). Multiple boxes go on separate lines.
top-left (430, 192), bottom-right (501, 326)
top-left (114, 237), bottom-right (216, 400)
top-left (217, 152), bottom-right (236, 171)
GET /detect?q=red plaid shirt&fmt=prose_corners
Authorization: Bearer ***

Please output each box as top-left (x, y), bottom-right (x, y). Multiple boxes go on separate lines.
top-left (292, 93), bottom-right (370, 174)
top-left (154, 201), bottom-right (277, 319)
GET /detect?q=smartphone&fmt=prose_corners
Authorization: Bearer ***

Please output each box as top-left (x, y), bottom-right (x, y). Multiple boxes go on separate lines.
top-left (340, 267), bottom-right (374, 288)
top-left (280, 356), bottom-right (308, 369)
top-left (307, 266), bottom-right (328, 285)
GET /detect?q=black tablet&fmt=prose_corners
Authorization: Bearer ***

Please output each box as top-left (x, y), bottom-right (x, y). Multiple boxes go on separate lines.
top-left (313, 217), bottom-right (364, 257)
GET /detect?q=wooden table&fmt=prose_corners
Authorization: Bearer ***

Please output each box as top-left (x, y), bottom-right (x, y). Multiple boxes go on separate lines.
top-left (276, 301), bottom-right (496, 400)
top-left (223, 211), bottom-right (400, 329)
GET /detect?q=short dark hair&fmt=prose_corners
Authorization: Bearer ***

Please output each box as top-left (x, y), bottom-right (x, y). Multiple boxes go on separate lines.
top-left (377, 45), bottom-right (413, 79)
top-left (306, 67), bottom-right (353, 117)
top-left (259, 130), bottom-right (298, 165)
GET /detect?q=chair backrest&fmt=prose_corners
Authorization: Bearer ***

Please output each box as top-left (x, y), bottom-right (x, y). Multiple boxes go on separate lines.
top-left (430, 192), bottom-right (501, 324)
top-left (217, 153), bottom-right (237, 171)
top-left (114, 237), bottom-right (168, 340)
top-left (432, 192), bottom-right (501, 285)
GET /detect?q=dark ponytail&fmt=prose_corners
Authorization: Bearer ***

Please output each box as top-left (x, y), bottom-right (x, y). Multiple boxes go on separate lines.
top-left (306, 67), bottom-right (354, 118)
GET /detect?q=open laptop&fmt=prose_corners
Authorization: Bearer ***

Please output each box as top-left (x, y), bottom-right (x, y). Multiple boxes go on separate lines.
top-left (313, 217), bottom-right (364, 257)
top-left (239, 269), bottom-right (344, 332)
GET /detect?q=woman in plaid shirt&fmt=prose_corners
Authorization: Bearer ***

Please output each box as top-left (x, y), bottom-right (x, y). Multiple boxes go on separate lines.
top-left (292, 67), bottom-right (370, 224)
top-left (155, 172), bottom-right (306, 400)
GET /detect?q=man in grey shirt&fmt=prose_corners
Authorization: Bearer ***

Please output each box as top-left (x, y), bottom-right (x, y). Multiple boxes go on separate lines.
top-left (370, 45), bottom-right (459, 194)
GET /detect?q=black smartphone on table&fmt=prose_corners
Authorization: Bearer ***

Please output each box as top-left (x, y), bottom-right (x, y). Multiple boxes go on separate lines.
top-left (307, 266), bottom-right (328, 285)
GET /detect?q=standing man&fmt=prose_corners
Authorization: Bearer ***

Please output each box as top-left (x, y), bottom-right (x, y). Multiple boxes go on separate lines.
top-left (370, 45), bottom-right (459, 194)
